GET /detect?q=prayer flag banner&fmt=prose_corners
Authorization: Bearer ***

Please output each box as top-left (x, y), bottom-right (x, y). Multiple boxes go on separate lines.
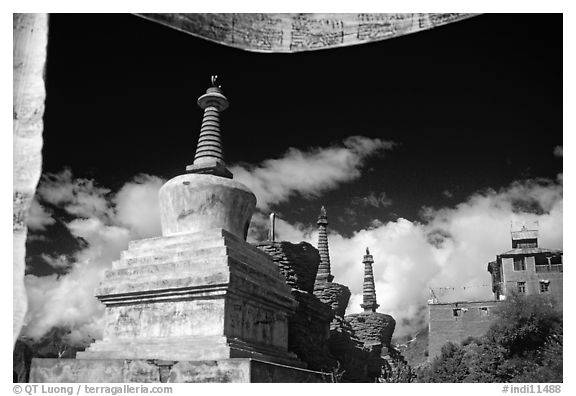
top-left (136, 13), bottom-right (479, 53)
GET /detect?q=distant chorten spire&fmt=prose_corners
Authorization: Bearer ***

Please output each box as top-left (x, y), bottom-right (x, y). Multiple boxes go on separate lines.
top-left (360, 247), bottom-right (379, 313)
top-left (186, 75), bottom-right (233, 178)
top-left (315, 206), bottom-right (334, 283)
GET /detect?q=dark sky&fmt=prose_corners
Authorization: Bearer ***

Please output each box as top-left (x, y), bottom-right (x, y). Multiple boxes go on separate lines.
top-left (41, 13), bottom-right (562, 233)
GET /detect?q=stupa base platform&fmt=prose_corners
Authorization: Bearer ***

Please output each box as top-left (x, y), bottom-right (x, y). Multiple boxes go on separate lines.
top-left (30, 357), bottom-right (330, 383)
top-left (76, 335), bottom-right (305, 368)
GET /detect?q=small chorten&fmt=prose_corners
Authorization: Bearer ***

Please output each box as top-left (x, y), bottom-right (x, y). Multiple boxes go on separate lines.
top-left (360, 247), bottom-right (380, 313)
top-left (345, 248), bottom-right (396, 356)
top-left (315, 206), bottom-right (334, 283)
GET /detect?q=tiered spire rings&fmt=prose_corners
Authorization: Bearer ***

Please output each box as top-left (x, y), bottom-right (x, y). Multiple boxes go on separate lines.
top-left (186, 75), bottom-right (233, 178)
top-left (315, 206), bottom-right (334, 283)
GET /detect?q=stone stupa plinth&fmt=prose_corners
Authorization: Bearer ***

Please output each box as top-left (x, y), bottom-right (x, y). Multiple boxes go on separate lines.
top-left (30, 77), bottom-right (329, 383)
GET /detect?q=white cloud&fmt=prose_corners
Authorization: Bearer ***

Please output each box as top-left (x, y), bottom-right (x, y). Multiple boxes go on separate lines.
top-left (369, 219), bottom-right (384, 229)
top-left (24, 216), bottom-right (131, 341)
top-left (113, 174), bottom-right (164, 239)
top-left (352, 191), bottom-right (392, 208)
top-left (23, 171), bottom-right (164, 342)
top-left (231, 136), bottom-right (394, 209)
top-left (26, 198), bottom-right (56, 231)
top-left (37, 168), bottom-right (112, 220)
top-left (40, 254), bottom-right (71, 270)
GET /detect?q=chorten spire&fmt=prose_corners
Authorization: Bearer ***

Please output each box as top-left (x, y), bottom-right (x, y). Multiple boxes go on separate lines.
top-left (360, 247), bottom-right (379, 313)
top-left (186, 75), bottom-right (233, 179)
top-left (315, 206), bottom-right (334, 283)
top-left (159, 76), bottom-right (256, 239)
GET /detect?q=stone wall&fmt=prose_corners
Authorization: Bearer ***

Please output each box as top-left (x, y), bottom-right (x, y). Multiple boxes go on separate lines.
top-left (345, 312), bottom-right (399, 381)
top-left (289, 290), bottom-right (336, 371)
top-left (313, 282), bottom-right (351, 317)
top-left (380, 345), bottom-right (414, 382)
top-left (428, 300), bottom-right (501, 360)
top-left (256, 241), bottom-right (335, 371)
top-left (30, 358), bottom-right (330, 383)
top-left (327, 316), bottom-right (370, 382)
top-left (255, 241), bottom-right (385, 380)
top-left (257, 241), bottom-right (319, 293)
top-left (346, 312), bottom-right (396, 347)
top-left (500, 256), bottom-right (563, 310)
top-left (311, 278), bottom-right (372, 381)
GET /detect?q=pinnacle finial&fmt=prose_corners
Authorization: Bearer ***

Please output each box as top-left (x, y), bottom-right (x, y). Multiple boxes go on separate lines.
top-left (366, 247), bottom-right (370, 255)
top-left (211, 75), bottom-right (221, 88)
top-left (317, 205), bottom-right (328, 226)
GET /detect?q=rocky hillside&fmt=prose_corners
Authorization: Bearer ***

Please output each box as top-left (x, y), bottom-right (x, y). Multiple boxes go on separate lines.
top-left (394, 327), bottom-right (429, 370)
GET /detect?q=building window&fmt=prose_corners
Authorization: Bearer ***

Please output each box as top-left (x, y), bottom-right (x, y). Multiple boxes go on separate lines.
top-left (517, 282), bottom-right (526, 293)
top-left (540, 281), bottom-right (550, 293)
top-left (513, 257), bottom-right (526, 271)
top-left (452, 308), bottom-right (461, 317)
top-left (516, 241), bottom-right (537, 248)
top-left (479, 307), bottom-right (489, 316)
